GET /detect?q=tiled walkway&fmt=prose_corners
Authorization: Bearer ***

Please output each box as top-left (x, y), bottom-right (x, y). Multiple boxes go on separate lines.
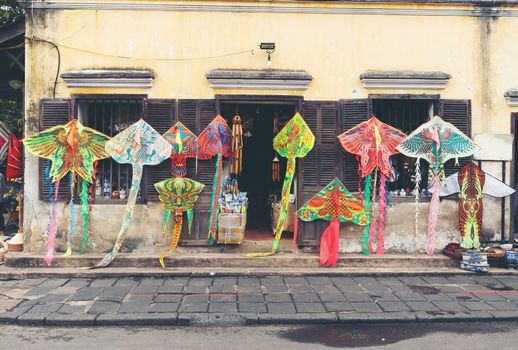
top-left (1, 275), bottom-right (518, 325)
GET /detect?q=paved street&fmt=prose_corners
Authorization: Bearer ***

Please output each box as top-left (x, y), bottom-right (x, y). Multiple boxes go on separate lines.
top-left (0, 322), bottom-right (517, 349)
top-left (1, 275), bottom-right (518, 325)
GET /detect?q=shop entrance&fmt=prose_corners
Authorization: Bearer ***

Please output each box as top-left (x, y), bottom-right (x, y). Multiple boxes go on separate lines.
top-left (220, 102), bottom-right (296, 240)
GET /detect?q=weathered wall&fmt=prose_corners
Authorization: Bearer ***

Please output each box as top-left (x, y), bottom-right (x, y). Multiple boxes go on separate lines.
top-left (23, 0), bottom-right (518, 254)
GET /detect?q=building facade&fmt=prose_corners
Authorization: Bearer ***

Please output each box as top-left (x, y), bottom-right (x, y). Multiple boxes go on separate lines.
top-left (22, 0), bottom-right (518, 255)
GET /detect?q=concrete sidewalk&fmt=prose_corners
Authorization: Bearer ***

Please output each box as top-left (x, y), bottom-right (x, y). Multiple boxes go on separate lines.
top-left (1, 275), bottom-right (518, 326)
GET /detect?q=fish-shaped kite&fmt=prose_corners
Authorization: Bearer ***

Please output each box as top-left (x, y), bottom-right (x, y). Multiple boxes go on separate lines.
top-left (295, 178), bottom-right (371, 266)
top-left (23, 119), bottom-right (110, 265)
top-left (437, 162), bottom-right (515, 249)
top-left (338, 117), bottom-right (406, 255)
top-left (155, 177), bottom-right (205, 268)
top-left (96, 119), bottom-right (172, 267)
top-left (163, 121), bottom-right (198, 178)
top-left (248, 112), bottom-right (315, 257)
top-left (197, 116), bottom-right (232, 245)
top-left (397, 116), bottom-right (477, 255)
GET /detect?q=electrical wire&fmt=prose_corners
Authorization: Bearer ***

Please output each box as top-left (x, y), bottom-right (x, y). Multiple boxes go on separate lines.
top-left (53, 41), bottom-right (254, 61)
top-left (27, 37), bottom-right (60, 99)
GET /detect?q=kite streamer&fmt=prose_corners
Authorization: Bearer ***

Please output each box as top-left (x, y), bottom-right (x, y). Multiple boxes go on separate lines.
top-left (376, 174), bottom-right (387, 255)
top-left (338, 117), bottom-right (406, 256)
top-left (79, 179), bottom-right (90, 252)
top-left (44, 181), bottom-right (60, 266)
top-left (295, 178), bottom-right (371, 266)
top-left (397, 116), bottom-right (477, 255)
top-left (248, 113), bottom-right (315, 257)
top-left (96, 120), bottom-right (172, 268)
top-left (154, 177), bottom-right (204, 268)
top-left (427, 174), bottom-right (441, 255)
top-left (207, 153), bottom-right (223, 245)
top-left (23, 120), bottom-right (110, 265)
top-left (361, 174), bottom-right (372, 255)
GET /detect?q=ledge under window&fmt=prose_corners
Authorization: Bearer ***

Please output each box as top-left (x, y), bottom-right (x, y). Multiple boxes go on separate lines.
top-left (206, 69), bottom-right (313, 91)
top-left (360, 70), bottom-right (451, 90)
top-left (61, 69), bottom-right (155, 89)
top-left (505, 90), bottom-right (518, 107)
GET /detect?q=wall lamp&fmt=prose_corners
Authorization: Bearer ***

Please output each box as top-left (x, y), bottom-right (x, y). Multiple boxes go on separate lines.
top-left (260, 42), bottom-right (275, 67)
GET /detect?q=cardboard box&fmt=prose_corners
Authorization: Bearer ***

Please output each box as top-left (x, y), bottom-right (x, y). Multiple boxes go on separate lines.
top-left (218, 213), bottom-right (247, 244)
top-left (271, 203), bottom-right (296, 232)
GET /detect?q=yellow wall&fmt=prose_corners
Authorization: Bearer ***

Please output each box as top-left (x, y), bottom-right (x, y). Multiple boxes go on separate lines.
top-left (23, 0), bottom-right (518, 253)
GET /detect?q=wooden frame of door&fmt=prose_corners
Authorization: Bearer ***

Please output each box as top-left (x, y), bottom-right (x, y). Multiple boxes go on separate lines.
top-left (510, 113), bottom-right (518, 243)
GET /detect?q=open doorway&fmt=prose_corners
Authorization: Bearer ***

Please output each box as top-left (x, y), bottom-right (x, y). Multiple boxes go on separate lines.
top-left (220, 103), bottom-right (296, 240)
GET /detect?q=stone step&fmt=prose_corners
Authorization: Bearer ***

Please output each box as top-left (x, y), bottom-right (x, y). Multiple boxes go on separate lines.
top-left (4, 252), bottom-right (457, 269)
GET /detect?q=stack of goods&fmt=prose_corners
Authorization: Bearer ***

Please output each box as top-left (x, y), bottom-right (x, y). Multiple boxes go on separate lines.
top-left (460, 250), bottom-right (489, 273)
top-left (505, 250), bottom-right (518, 269)
top-left (217, 177), bottom-right (248, 244)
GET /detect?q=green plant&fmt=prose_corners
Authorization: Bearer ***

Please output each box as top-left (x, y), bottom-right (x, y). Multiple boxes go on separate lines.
top-left (0, 99), bottom-right (23, 136)
top-left (0, 0), bottom-right (24, 28)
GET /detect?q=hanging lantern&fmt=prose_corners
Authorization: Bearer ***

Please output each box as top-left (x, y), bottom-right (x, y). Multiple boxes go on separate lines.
top-left (272, 155), bottom-right (280, 182)
top-left (231, 114), bottom-right (243, 175)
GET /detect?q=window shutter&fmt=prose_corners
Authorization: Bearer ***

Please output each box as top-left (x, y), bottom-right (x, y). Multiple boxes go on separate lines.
top-left (39, 99), bottom-right (72, 201)
top-left (297, 101), bottom-right (339, 246)
top-left (340, 99), bottom-right (370, 191)
top-left (144, 99), bottom-right (176, 200)
top-left (440, 99), bottom-right (472, 177)
top-left (177, 99), bottom-right (216, 246)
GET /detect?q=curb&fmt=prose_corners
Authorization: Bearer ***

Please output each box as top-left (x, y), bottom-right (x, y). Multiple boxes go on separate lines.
top-left (2, 310), bottom-right (518, 327)
top-left (1, 267), bottom-right (518, 280)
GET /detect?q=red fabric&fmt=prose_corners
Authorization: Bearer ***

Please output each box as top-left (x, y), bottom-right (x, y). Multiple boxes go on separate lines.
top-left (292, 213), bottom-right (299, 253)
top-left (6, 133), bottom-right (23, 179)
top-left (319, 220), bottom-right (340, 267)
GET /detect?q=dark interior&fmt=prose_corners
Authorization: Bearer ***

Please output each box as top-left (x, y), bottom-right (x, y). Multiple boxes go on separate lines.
top-left (373, 99), bottom-right (433, 192)
top-left (220, 103), bottom-right (295, 239)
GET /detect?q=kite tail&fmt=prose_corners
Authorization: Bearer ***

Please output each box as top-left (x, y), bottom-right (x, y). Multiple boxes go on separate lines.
top-left (79, 179), bottom-right (90, 254)
top-left (292, 213), bottom-right (299, 253)
top-left (80, 162), bottom-right (97, 253)
top-left (44, 180), bottom-right (60, 266)
top-left (247, 157), bottom-right (295, 257)
top-left (207, 153), bottom-right (223, 245)
top-left (426, 173), bottom-right (441, 256)
top-left (95, 163), bottom-right (143, 268)
top-left (376, 174), bottom-right (387, 255)
top-left (187, 210), bottom-right (193, 235)
top-left (159, 211), bottom-right (183, 268)
top-left (320, 220), bottom-right (340, 267)
top-left (162, 210), bottom-right (171, 241)
top-left (361, 174), bottom-right (373, 256)
top-left (65, 173), bottom-right (76, 256)
top-left (414, 159), bottom-right (421, 237)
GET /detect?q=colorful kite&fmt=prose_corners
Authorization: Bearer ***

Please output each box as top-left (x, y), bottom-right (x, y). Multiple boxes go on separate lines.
top-left (295, 178), bottom-right (371, 266)
top-left (96, 119), bottom-right (172, 267)
top-left (22, 119), bottom-right (110, 265)
top-left (338, 117), bottom-right (406, 255)
top-left (248, 112), bottom-right (315, 257)
top-left (6, 133), bottom-right (23, 180)
top-left (197, 115), bottom-right (232, 245)
top-left (397, 115), bottom-right (477, 255)
top-left (155, 177), bottom-right (204, 268)
top-left (0, 124), bottom-right (9, 162)
top-left (163, 122), bottom-right (198, 178)
top-left (437, 162), bottom-right (515, 249)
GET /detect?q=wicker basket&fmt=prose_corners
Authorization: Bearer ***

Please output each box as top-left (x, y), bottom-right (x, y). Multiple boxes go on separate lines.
top-left (217, 213), bottom-right (247, 245)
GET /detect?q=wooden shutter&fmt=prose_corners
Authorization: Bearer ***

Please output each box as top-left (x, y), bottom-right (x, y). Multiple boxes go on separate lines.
top-left (440, 99), bottom-right (472, 177)
top-left (144, 99), bottom-right (176, 200)
top-left (340, 99), bottom-right (370, 191)
top-left (297, 101), bottom-right (339, 246)
top-left (178, 99), bottom-right (216, 245)
top-left (39, 99), bottom-right (72, 201)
